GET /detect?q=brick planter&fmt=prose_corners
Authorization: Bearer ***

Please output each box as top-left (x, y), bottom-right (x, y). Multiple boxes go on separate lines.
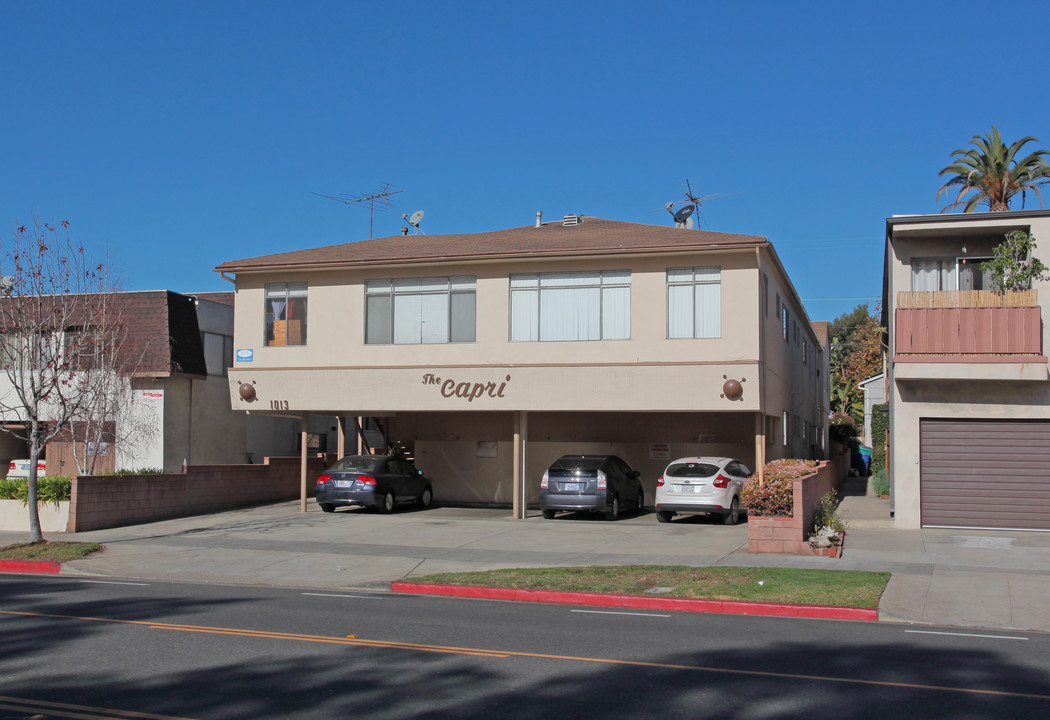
top-left (746, 455), bottom-right (847, 556)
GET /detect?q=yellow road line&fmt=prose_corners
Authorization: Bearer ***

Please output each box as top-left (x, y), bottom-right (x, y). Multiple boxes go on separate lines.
top-left (0, 695), bottom-right (197, 720)
top-left (4, 609), bottom-right (1050, 702)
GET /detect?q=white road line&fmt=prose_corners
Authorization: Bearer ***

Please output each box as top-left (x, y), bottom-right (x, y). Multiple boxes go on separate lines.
top-left (79, 580), bottom-right (151, 586)
top-left (905, 630), bottom-right (1029, 641)
top-left (302, 592), bottom-right (384, 600)
top-left (570, 609), bottom-right (670, 618)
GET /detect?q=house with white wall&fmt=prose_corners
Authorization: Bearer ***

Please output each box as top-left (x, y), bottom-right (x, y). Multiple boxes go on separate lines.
top-left (883, 209), bottom-right (1050, 530)
top-left (0, 290), bottom-right (299, 476)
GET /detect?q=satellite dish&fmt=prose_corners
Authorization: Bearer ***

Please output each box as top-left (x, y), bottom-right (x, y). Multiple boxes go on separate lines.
top-left (0, 276), bottom-right (14, 296)
top-left (673, 205), bottom-right (695, 225)
top-left (402, 210), bottom-right (425, 234)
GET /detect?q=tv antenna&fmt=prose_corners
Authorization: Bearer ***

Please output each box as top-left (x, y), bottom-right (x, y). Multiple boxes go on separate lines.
top-left (313, 182), bottom-right (402, 239)
top-left (663, 179), bottom-right (739, 229)
top-left (402, 210), bottom-right (425, 235)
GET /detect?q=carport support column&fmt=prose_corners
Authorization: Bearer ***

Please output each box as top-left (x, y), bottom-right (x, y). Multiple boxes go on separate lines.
top-left (755, 413), bottom-right (766, 487)
top-left (336, 416), bottom-right (346, 459)
top-left (300, 412), bottom-right (310, 513)
top-left (513, 411), bottom-right (528, 519)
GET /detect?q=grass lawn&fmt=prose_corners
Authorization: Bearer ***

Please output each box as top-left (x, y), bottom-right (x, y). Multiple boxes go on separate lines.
top-left (412, 566), bottom-right (890, 608)
top-left (0, 541), bottom-right (101, 563)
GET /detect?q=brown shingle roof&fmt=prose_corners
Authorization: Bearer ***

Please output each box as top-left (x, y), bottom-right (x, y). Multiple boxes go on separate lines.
top-left (115, 291), bottom-right (207, 378)
top-left (811, 321), bottom-right (829, 348)
top-left (215, 217), bottom-right (769, 273)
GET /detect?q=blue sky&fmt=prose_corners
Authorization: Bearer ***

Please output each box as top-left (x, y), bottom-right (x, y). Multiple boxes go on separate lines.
top-left (4, 1), bottom-right (1049, 324)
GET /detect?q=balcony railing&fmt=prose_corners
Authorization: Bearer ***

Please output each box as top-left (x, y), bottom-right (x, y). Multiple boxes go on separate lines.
top-left (897, 289), bottom-right (1037, 309)
top-left (895, 304), bottom-right (1042, 360)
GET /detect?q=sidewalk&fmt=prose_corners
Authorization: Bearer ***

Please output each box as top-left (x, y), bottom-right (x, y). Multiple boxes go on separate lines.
top-left (3, 477), bottom-right (1050, 632)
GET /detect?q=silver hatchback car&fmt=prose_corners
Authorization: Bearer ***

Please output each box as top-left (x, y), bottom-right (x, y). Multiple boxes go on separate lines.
top-left (654, 456), bottom-right (752, 525)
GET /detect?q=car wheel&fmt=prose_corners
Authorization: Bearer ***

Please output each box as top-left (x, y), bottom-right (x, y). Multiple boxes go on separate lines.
top-left (723, 496), bottom-right (740, 525)
top-left (542, 509), bottom-right (556, 519)
top-left (379, 491), bottom-right (396, 514)
top-left (656, 510), bottom-right (673, 523)
top-left (636, 490), bottom-right (645, 514)
top-left (319, 503), bottom-right (335, 513)
top-left (418, 486), bottom-right (433, 509)
top-left (605, 495), bottom-right (620, 521)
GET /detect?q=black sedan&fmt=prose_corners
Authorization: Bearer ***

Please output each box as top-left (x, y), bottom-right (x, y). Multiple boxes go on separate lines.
top-left (539, 454), bottom-right (645, 520)
top-left (315, 454), bottom-right (433, 514)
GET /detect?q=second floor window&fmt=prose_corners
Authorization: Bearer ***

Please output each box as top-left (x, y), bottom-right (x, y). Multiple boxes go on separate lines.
top-left (668, 266), bottom-right (721, 339)
top-left (510, 271), bottom-right (631, 342)
top-left (366, 276), bottom-right (476, 344)
top-left (266, 283), bottom-right (308, 346)
top-left (912, 257), bottom-right (994, 291)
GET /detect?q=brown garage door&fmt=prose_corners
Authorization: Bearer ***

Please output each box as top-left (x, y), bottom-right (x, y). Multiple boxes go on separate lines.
top-left (920, 418), bottom-right (1050, 530)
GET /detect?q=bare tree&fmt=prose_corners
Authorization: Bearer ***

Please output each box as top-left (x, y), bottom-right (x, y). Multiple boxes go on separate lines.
top-left (0, 218), bottom-right (118, 542)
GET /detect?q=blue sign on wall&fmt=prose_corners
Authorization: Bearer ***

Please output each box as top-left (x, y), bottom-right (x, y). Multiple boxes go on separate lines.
top-left (236, 349), bottom-right (254, 363)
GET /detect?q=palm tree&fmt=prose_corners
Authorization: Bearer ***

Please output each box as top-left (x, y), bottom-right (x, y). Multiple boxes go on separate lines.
top-left (937, 126), bottom-right (1050, 212)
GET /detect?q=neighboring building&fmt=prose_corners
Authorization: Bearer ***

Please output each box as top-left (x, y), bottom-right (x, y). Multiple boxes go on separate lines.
top-left (883, 210), bottom-right (1050, 530)
top-left (216, 214), bottom-right (829, 516)
top-left (857, 373), bottom-right (885, 447)
top-left (0, 290), bottom-right (298, 476)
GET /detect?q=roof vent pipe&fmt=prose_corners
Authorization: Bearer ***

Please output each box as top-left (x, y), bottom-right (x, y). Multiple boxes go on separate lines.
top-left (401, 227), bottom-right (409, 236)
top-left (535, 211), bottom-right (542, 228)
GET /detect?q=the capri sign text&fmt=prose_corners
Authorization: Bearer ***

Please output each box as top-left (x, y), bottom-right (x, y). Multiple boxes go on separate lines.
top-left (422, 373), bottom-right (511, 402)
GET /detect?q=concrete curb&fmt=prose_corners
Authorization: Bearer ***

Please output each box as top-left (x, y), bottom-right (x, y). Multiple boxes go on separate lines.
top-left (391, 581), bottom-right (879, 621)
top-left (0, 560), bottom-right (62, 575)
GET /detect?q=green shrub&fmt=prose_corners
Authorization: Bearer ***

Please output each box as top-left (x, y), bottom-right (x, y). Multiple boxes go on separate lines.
top-left (811, 490), bottom-right (846, 534)
top-left (0, 476), bottom-right (72, 506)
top-left (0, 478), bottom-right (21, 500)
top-left (872, 468), bottom-right (890, 496)
top-left (870, 403), bottom-right (889, 473)
top-left (741, 459), bottom-right (819, 517)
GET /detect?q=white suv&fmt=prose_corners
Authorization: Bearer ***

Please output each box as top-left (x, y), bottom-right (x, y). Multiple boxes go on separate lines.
top-left (654, 457), bottom-right (752, 525)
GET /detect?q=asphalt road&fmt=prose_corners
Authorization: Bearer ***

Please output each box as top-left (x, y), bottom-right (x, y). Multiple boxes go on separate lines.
top-left (2, 575), bottom-right (1050, 719)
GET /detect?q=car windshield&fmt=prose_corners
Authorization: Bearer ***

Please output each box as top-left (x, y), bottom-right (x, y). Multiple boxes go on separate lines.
top-left (328, 455), bottom-right (385, 473)
top-left (667, 462), bottom-right (720, 478)
top-left (548, 456), bottom-right (606, 472)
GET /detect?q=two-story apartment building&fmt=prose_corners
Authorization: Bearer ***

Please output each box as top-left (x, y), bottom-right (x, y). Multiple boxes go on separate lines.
top-left (883, 209), bottom-right (1050, 530)
top-left (217, 214), bottom-right (828, 516)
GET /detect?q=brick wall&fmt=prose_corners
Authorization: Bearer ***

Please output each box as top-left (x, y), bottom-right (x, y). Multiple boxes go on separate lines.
top-left (747, 452), bottom-right (847, 555)
top-left (68, 456), bottom-right (327, 532)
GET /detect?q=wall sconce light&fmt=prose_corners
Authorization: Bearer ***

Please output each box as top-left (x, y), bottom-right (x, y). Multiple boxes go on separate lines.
top-left (721, 375), bottom-right (746, 401)
top-left (238, 382), bottom-right (257, 402)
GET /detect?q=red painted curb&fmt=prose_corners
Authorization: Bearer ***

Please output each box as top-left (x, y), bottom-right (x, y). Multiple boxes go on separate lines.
top-left (0, 560), bottom-right (62, 575)
top-left (390, 581), bottom-right (878, 622)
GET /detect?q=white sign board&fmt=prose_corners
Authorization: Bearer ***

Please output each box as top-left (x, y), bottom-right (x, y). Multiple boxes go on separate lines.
top-left (648, 443), bottom-right (671, 461)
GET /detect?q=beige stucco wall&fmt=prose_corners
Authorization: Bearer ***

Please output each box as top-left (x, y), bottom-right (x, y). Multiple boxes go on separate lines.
top-left (228, 246), bottom-right (825, 441)
top-left (231, 251), bottom-right (761, 369)
top-left (890, 380), bottom-right (1050, 528)
top-left (887, 212), bottom-right (1050, 528)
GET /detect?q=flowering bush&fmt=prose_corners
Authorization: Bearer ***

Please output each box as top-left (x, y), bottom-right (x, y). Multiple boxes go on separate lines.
top-left (740, 459), bottom-right (819, 517)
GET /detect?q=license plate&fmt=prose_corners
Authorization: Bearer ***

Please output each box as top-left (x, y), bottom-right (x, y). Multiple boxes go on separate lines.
top-left (562, 482), bottom-right (580, 491)
top-left (693, 486), bottom-right (703, 493)
top-left (334, 480), bottom-right (352, 488)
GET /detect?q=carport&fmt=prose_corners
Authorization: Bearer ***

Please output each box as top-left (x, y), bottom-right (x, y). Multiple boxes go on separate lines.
top-left (285, 408), bottom-right (769, 518)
